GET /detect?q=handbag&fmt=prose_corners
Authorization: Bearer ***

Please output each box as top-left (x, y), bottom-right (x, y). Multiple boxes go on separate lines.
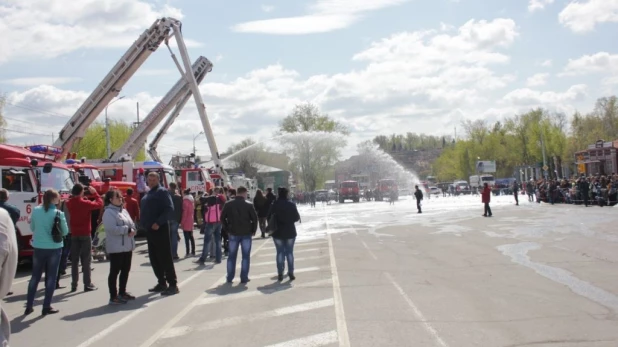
top-left (51, 211), bottom-right (63, 243)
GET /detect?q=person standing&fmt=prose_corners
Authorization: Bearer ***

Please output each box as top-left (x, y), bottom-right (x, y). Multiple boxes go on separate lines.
top-left (25, 189), bottom-right (68, 315)
top-left (168, 183), bottom-right (182, 260)
top-left (124, 188), bottom-right (140, 224)
top-left (268, 187), bottom-right (301, 281)
top-left (140, 172), bottom-right (178, 296)
top-left (198, 188), bottom-right (225, 263)
top-left (181, 189), bottom-right (195, 257)
top-left (253, 189), bottom-right (270, 238)
top-left (66, 183), bottom-right (103, 292)
top-left (512, 180), bottom-right (519, 206)
top-left (526, 179), bottom-right (535, 202)
top-left (482, 182), bottom-right (492, 217)
top-left (0, 208), bottom-right (17, 344)
top-left (0, 189), bottom-right (19, 226)
top-left (136, 169), bottom-right (147, 201)
top-left (221, 186), bottom-right (258, 284)
top-left (414, 185), bottom-right (423, 213)
top-left (102, 190), bottom-right (136, 305)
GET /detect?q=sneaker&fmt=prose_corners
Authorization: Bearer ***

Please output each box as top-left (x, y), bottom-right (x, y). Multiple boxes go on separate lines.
top-left (119, 292), bottom-right (136, 300)
top-left (109, 297), bottom-right (127, 305)
top-left (71, 284), bottom-right (77, 292)
top-left (84, 284), bottom-right (98, 292)
top-left (24, 307), bottom-right (33, 315)
top-left (289, 274), bottom-right (296, 281)
top-left (240, 279), bottom-right (251, 284)
top-left (42, 307), bottom-right (59, 315)
top-left (161, 286), bottom-right (179, 296)
top-left (148, 284), bottom-right (168, 292)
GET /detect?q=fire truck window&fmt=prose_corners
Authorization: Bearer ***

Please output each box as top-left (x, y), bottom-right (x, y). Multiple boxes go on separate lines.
top-left (187, 172), bottom-right (199, 181)
top-left (1, 170), bottom-right (34, 192)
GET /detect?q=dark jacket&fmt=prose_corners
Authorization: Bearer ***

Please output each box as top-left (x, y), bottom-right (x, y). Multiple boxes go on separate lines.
top-left (267, 198), bottom-right (301, 239)
top-left (140, 185), bottom-right (174, 230)
top-left (171, 193), bottom-right (183, 224)
top-left (0, 201), bottom-right (20, 227)
top-left (414, 189), bottom-right (423, 200)
top-left (266, 192), bottom-right (276, 206)
top-left (253, 195), bottom-right (270, 218)
top-left (220, 196), bottom-right (258, 237)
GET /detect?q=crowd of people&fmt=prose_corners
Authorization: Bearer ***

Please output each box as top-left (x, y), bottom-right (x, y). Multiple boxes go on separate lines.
top-left (0, 171), bottom-right (301, 346)
top-left (513, 174), bottom-right (618, 207)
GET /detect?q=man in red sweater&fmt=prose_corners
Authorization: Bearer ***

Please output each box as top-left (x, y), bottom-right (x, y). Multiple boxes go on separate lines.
top-left (66, 183), bottom-right (103, 292)
top-left (124, 188), bottom-right (140, 223)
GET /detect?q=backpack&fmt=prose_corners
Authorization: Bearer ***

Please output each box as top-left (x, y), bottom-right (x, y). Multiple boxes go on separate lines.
top-left (204, 196), bottom-right (222, 223)
top-left (51, 211), bottom-right (63, 243)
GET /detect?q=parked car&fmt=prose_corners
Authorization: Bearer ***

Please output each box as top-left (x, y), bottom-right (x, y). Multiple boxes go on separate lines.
top-left (429, 186), bottom-right (441, 197)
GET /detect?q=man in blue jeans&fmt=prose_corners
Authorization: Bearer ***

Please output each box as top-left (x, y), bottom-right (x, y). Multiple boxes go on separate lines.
top-left (220, 186), bottom-right (258, 284)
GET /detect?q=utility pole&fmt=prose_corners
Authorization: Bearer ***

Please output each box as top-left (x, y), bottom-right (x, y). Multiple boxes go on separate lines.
top-left (540, 129), bottom-right (548, 179)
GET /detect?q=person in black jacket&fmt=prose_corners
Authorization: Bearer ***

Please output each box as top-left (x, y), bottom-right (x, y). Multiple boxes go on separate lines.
top-left (220, 186), bottom-right (258, 284)
top-left (168, 183), bottom-right (183, 260)
top-left (140, 172), bottom-right (178, 296)
top-left (414, 185), bottom-right (423, 213)
top-left (253, 189), bottom-right (270, 238)
top-left (268, 187), bottom-right (301, 281)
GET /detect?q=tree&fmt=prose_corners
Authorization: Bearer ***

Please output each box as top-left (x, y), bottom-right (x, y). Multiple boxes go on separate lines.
top-left (0, 95), bottom-right (6, 143)
top-left (278, 103), bottom-right (348, 191)
top-left (72, 120), bottom-right (146, 160)
top-left (222, 137), bottom-right (265, 178)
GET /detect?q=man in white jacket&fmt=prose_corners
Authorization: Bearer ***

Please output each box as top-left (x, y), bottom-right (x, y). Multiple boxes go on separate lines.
top-left (0, 208), bottom-right (18, 345)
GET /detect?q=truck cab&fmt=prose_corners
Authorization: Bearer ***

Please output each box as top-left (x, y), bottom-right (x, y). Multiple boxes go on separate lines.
top-left (375, 178), bottom-right (398, 201)
top-left (176, 168), bottom-right (214, 194)
top-left (97, 161), bottom-right (177, 189)
top-left (338, 180), bottom-right (360, 203)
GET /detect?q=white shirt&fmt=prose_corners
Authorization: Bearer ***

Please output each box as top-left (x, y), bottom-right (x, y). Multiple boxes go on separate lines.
top-left (0, 209), bottom-right (18, 346)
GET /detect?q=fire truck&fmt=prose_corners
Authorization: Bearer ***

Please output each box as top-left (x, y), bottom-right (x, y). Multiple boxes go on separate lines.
top-left (0, 144), bottom-right (75, 260)
top-left (374, 178), bottom-right (399, 201)
top-left (169, 153), bottom-right (214, 194)
top-left (63, 154), bottom-right (135, 195)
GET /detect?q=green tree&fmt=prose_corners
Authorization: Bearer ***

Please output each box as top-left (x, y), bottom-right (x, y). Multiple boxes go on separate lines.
top-left (0, 95), bottom-right (6, 143)
top-left (222, 137), bottom-right (266, 178)
top-left (278, 103), bottom-right (348, 191)
top-left (72, 120), bottom-right (146, 160)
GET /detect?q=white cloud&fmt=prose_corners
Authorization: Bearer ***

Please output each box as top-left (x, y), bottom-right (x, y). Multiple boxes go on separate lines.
top-left (0, 77), bottom-right (82, 86)
top-left (261, 4), bottom-right (275, 13)
top-left (502, 84), bottom-right (587, 107)
top-left (561, 51), bottom-right (618, 86)
top-left (528, 0), bottom-right (554, 12)
top-left (232, 0), bottom-right (410, 34)
top-left (526, 73), bottom-right (549, 87)
top-left (134, 69), bottom-right (175, 77)
top-left (0, 0), bottom-right (196, 65)
top-left (559, 0), bottom-right (618, 33)
top-left (540, 59), bottom-right (552, 67)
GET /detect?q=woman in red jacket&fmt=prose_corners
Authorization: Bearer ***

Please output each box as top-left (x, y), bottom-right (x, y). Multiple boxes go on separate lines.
top-left (482, 183), bottom-right (492, 217)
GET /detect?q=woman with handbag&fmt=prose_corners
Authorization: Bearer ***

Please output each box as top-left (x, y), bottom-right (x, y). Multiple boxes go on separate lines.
top-left (267, 187), bottom-right (301, 282)
top-left (25, 189), bottom-right (68, 315)
top-left (102, 190), bottom-right (137, 305)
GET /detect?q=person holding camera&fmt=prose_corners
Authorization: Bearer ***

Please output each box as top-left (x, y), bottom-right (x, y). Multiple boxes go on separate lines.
top-left (65, 183), bottom-right (103, 292)
top-left (102, 190), bottom-right (137, 305)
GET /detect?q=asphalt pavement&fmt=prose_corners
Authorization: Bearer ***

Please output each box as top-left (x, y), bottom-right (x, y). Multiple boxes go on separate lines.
top-left (6, 195), bottom-right (618, 347)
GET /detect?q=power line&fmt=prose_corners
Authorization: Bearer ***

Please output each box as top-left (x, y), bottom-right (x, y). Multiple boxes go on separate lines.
top-left (4, 101), bottom-right (72, 118)
top-left (2, 115), bottom-right (59, 127)
top-left (2, 127), bottom-right (52, 137)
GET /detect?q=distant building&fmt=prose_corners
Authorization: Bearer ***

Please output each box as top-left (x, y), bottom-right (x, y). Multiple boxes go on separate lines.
top-left (575, 139), bottom-right (618, 176)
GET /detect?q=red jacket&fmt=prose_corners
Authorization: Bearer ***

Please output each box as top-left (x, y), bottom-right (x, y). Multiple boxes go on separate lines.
top-left (125, 196), bottom-right (140, 222)
top-left (481, 186), bottom-right (491, 203)
top-left (65, 193), bottom-right (104, 237)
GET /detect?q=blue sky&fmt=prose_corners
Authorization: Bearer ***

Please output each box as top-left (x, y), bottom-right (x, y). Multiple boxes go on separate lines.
top-left (1, 0), bottom-right (617, 162)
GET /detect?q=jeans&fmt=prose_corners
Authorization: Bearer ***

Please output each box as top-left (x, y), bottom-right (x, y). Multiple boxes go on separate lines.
top-left (416, 198), bottom-right (422, 212)
top-left (170, 221), bottom-right (179, 257)
top-left (273, 237), bottom-right (295, 275)
top-left (108, 252), bottom-right (133, 299)
top-left (71, 236), bottom-right (92, 287)
top-left (484, 203), bottom-right (492, 216)
top-left (27, 248), bottom-right (61, 309)
top-left (146, 223), bottom-right (177, 287)
top-left (227, 235), bottom-right (252, 282)
top-left (58, 235), bottom-right (71, 277)
top-left (201, 223), bottom-right (222, 262)
top-left (183, 231), bottom-right (195, 254)
top-left (258, 218), bottom-right (266, 236)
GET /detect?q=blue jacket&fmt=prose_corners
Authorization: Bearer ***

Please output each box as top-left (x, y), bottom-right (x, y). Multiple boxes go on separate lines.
top-left (267, 198), bottom-right (301, 239)
top-left (140, 185), bottom-right (174, 230)
top-left (0, 201), bottom-right (20, 227)
top-left (30, 205), bottom-right (68, 249)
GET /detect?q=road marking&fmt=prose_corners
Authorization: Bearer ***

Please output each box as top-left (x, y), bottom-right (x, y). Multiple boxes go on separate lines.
top-left (138, 240), bottom-right (270, 347)
top-left (263, 330), bottom-right (338, 347)
top-left (161, 298), bottom-right (335, 338)
top-left (251, 255), bottom-right (326, 267)
top-left (250, 266), bottom-right (321, 280)
top-left (359, 239), bottom-right (378, 260)
top-left (12, 278), bottom-right (30, 285)
top-left (197, 278), bottom-right (333, 306)
top-left (258, 248), bottom-right (323, 257)
top-left (384, 272), bottom-right (449, 347)
top-left (328, 233), bottom-right (351, 347)
top-left (262, 240), bottom-right (327, 250)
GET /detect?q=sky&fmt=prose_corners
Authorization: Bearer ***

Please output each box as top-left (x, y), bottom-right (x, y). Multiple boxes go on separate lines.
top-left (0, 0), bottom-right (617, 164)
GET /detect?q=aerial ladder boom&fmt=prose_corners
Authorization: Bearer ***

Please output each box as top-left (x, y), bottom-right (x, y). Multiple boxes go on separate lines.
top-left (109, 56), bottom-right (213, 162)
top-left (170, 24), bottom-right (228, 183)
top-left (53, 17), bottom-right (181, 160)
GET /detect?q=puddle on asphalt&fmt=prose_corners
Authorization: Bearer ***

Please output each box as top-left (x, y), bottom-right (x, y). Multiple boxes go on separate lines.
top-left (498, 242), bottom-right (618, 312)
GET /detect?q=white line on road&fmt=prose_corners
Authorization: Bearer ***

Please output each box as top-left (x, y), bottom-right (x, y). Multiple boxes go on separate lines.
top-left (384, 272), bottom-right (449, 347)
top-left (197, 278), bottom-right (333, 306)
top-left (250, 266), bottom-right (321, 280)
top-left (359, 239), bottom-right (378, 260)
top-left (262, 240), bottom-right (327, 250)
top-left (327, 233), bottom-right (351, 347)
top-left (251, 255), bottom-right (326, 267)
top-left (258, 248), bottom-right (323, 257)
top-left (263, 330), bottom-right (339, 347)
top-left (138, 240), bottom-right (270, 347)
top-left (161, 298), bottom-right (335, 338)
